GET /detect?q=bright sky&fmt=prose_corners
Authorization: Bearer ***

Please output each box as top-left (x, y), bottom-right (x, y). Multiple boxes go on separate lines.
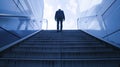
top-left (43, 0), bottom-right (78, 30)
top-left (43, 0), bottom-right (103, 30)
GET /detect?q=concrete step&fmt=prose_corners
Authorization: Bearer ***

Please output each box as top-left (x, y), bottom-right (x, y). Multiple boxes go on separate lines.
top-left (6, 45), bottom-right (114, 53)
top-left (0, 30), bottom-right (120, 67)
top-left (11, 47), bottom-right (113, 52)
top-left (17, 44), bottom-right (106, 48)
top-left (20, 41), bottom-right (104, 46)
top-left (2, 50), bottom-right (120, 59)
top-left (13, 46), bottom-right (111, 49)
top-left (25, 39), bottom-right (98, 42)
top-left (28, 38), bottom-right (98, 42)
top-left (0, 58), bottom-right (120, 67)
top-left (3, 53), bottom-right (120, 59)
top-left (33, 31), bottom-right (97, 39)
top-left (18, 44), bottom-right (107, 48)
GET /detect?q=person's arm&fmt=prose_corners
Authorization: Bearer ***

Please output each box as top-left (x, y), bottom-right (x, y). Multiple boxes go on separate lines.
top-left (62, 11), bottom-right (65, 21)
top-left (55, 11), bottom-right (57, 21)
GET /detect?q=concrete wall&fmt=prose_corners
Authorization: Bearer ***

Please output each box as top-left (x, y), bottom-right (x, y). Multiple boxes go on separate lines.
top-left (77, 0), bottom-right (120, 48)
top-left (0, 0), bottom-right (44, 47)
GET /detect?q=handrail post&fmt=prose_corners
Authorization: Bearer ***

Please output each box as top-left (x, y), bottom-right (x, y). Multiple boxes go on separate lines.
top-left (0, 14), bottom-right (31, 38)
top-left (41, 19), bottom-right (48, 30)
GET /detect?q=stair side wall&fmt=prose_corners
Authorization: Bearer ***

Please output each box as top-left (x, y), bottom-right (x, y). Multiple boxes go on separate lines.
top-left (77, 0), bottom-right (120, 48)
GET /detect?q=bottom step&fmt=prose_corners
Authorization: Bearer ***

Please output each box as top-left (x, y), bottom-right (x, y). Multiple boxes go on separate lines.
top-left (0, 58), bottom-right (120, 67)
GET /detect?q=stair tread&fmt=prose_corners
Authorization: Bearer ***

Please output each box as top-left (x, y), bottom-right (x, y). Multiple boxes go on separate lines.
top-left (3, 50), bottom-right (120, 55)
top-left (25, 39), bottom-right (98, 42)
top-left (11, 47), bottom-right (113, 52)
top-left (1, 58), bottom-right (120, 61)
top-left (13, 46), bottom-right (111, 49)
top-left (17, 44), bottom-right (106, 47)
top-left (22, 41), bottom-right (102, 44)
top-left (9, 49), bottom-right (115, 53)
top-left (0, 30), bottom-right (120, 66)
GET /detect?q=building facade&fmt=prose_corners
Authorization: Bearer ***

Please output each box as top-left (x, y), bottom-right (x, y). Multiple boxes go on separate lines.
top-left (0, 0), bottom-right (44, 47)
top-left (77, 0), bottom-right (120, 48)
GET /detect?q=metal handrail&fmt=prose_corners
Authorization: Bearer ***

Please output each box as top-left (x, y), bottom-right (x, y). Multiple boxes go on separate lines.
top-left (0, 30), bottom-right (41, 52)
top-left (77, 14), bottom-right (120, 39)
top-left (0, 14), bottom-right (31, 38)
top-left (0, 14), bottom-right (29, 18)
top-left (42, 19), bottom-right (48, 30)
top-left (77, 15), bottom-right (98, 29)
top-left (79, 15), bottom-right (97, 19)
top-left (0, 27), bottom-right (21, 38)
top-left (77, 18), bottom-right (80, 29)
top-left (103, 29), bottom-right (120, 38)
top-left (102, 0), bottom-right (117, 16)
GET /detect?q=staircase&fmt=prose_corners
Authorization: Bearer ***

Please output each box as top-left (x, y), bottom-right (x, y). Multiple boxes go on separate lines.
top-left (0, 30), bottom-right (120, 67)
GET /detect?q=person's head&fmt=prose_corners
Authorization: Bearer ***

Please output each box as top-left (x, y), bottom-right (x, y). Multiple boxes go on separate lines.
top-left (58, 9), bottom-right (61, 11)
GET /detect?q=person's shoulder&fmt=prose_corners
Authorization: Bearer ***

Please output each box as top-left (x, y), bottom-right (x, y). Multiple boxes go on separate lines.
top-left (61, 10), bottom-right (63, 12)
top-left (57, 10), bottom-right (60, 12)
top-left (61, 10), bottom-right (64, 12)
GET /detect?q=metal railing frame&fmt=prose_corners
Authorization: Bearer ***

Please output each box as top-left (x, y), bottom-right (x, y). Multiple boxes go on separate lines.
top-left (0, 14), bottom-right (30, 38)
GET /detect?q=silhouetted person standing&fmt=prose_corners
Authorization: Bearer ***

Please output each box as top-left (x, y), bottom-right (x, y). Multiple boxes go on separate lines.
top-left (55, 9), bottom-right (65, 32)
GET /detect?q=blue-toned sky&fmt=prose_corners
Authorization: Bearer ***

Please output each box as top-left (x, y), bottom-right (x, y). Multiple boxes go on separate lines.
top-left (43, 0), bottom-right (102, 30)
top-left (43, 0), bottom-right (78, 30)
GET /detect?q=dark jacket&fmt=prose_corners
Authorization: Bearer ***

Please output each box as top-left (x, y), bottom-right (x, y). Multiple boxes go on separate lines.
top-left (55, 9), bottom-right (65, 21)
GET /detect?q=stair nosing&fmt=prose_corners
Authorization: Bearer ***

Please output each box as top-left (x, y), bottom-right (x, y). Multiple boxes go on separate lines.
top-left (0, 58), bottom-right (120, 61)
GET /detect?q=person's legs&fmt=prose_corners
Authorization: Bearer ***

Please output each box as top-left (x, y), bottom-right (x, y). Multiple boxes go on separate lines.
top-left (60, 20), bottom-right (63, 31)
top-left (57, 20), bottom-right (59, 32)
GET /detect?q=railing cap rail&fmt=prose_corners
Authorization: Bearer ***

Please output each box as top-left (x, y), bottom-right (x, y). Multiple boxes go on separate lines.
top-left (0, 13), bottom-right (29, 18)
